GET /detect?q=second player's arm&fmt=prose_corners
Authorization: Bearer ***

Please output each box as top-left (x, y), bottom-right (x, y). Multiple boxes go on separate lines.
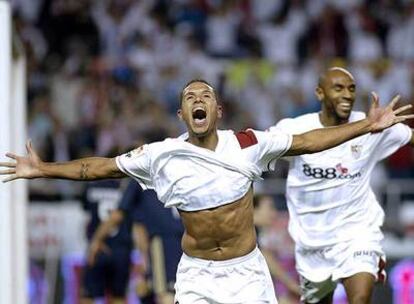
top-left (286, 94), bottom-right (414, 156)
top-left (287, 119), bottom-right (372, 156)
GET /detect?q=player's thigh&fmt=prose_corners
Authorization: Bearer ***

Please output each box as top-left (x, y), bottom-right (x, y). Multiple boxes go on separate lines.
top-left (342, 272), bottom-right (375, 304)
top-left (110, 248), bottom-right (131, 297)
top-left (300, 275), bottom-right (336, 304)
top-left (81, 252), bottom-right (112, 298)
top-left (304, 292), bottom-right (334, 304)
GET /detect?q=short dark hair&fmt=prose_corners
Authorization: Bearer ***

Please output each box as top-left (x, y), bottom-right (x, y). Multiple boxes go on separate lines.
top-left (179, 79), bottom-right (216, 106)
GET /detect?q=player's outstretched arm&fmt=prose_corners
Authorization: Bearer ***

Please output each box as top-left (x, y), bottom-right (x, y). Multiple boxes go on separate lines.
top-left (286, 93), bottom-right (414, 156)
top-left (0, 140), bottom-right (126, 182)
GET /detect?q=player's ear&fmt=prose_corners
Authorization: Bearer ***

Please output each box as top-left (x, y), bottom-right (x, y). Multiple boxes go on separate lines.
top-left (315, 86), bottom-right (324, 102)
top-left (217, 105), bottom-right (223, 119)
top-left (177, 109), bottom-right (183, 121)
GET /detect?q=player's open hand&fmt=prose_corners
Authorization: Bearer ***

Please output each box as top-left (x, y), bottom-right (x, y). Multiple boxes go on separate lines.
top-left (87, 240), bottom-right (111, 266)
top-left (367, 92), bottom-right (414, 133)
top-left (0, 140), bottom-right (44, 183)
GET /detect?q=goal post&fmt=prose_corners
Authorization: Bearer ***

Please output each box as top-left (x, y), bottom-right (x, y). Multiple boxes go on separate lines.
top-left (0, 1), bottom-right (28, 303)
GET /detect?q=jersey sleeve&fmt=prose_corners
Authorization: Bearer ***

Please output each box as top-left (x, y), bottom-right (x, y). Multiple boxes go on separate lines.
top-left (266, 118), bottom-right (297, 165)
top-left (374, 123), bottom-right (412, 161)
top-left (115, 144), bottom-right (153, 190)
top-left (248, 129), bottom-right (293, 171)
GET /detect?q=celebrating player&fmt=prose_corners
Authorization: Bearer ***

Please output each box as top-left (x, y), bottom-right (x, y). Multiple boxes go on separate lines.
top-left (1, 79), bottom-right (413, 303)
top-left (269, 67), bottom-right (414, 304)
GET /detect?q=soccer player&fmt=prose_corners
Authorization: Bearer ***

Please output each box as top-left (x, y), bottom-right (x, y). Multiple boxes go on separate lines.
top-left (269, 67), bottom-right (414, 304)
top-left (1, 80), bottom-right (412, 303)
top-left (88, 179), bottom-right (183, 304)
top-left (80, 178), bottom-right (130, 304)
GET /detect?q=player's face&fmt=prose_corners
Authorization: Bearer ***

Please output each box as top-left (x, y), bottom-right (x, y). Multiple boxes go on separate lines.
top-left (178, 82), bottom-right (222, 137)
top-left (317, 71), bottom-right (356, 121)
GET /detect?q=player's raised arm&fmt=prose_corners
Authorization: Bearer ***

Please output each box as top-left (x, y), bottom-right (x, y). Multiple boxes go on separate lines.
top-left (0, 140), bottom-right (126, 182)
top-left (286, 93), bottom-right (414, 156)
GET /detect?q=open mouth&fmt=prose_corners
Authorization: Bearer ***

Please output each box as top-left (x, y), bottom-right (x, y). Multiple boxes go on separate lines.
top-left (192, 108), bottom-right (207, 126)
top-left (338, 102), bottom-right (352, 111)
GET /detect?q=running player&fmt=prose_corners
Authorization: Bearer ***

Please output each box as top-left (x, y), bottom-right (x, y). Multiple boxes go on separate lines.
top-left (269, 67), bottom-right (414, 304)
top-left (1, 80), bottom-right (412, 303)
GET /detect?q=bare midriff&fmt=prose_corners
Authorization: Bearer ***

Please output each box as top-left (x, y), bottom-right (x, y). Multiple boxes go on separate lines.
top-left (179, 187), bottom-right (256, 261)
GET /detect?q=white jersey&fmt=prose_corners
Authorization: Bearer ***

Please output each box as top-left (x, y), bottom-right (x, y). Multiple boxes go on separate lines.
top-left (270, 111), bottom-right (412, 248)
top-left (116, 129), bottom-right (292, 211)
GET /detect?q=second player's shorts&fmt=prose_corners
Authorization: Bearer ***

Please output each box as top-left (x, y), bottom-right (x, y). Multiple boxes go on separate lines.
top-left (174, 246), bottom-right (278, 304)
top-left (296, 232), bottom-right (386, 303)
top-left (82, 247), bottom-right (131, 298)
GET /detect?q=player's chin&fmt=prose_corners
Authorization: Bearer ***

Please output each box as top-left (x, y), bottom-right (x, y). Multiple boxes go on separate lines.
top-left (190, 122), bottom-right (210, 135)
top-left (337, 110), bottom-right (352, 120)
top-left (190, 125), bottom-right (210, 137)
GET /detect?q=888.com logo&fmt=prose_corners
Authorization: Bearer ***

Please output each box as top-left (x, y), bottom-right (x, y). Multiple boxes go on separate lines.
top-left (302, 163), bottom-right (361, 180)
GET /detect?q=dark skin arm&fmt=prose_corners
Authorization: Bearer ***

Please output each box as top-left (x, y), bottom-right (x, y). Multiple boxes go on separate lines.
top-left (286, 94), bottom-right (414, 156)
top-left (0, 141), bottom-right (126, 182)
top-left (87, 209), bottom-right (125, 265)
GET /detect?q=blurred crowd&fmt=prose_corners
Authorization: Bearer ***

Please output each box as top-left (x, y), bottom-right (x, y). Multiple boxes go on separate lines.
top-left (10, 0), bottom-right (414, 198)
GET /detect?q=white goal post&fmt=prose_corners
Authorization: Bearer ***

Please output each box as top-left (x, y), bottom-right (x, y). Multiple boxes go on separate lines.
top-left (0, 1), bottom-right (28, 303)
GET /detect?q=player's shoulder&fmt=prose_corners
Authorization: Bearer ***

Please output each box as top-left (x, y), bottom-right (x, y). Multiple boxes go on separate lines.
top-left (233, 129), bottom-right (260, 149)
top-left (271, 112), bottom-right (320, 133)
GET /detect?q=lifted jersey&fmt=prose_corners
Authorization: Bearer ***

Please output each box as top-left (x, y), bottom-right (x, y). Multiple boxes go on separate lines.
top-left (270, 111), bottom-right (412, 248)
top-left (116, 129), bottom-right (292, 211)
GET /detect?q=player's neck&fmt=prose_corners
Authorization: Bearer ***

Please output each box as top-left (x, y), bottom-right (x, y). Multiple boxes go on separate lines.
top-left (187, 130), bottom-right (219, 151)
top-left (318, 111), bottom-right (349, 127)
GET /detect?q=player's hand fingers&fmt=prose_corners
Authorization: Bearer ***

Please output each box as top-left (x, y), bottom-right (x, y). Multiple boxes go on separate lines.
top-left (5, 153), bottom-right (18, 160)
top-left (101, 244), bottom-right (111, 255)
top-left (87, 250), bottom-right (97, 266)
top-left (26, 140), bottom-right (33, 154)
top-left (393, 104), bottom-right (412, 115)
top-left (394, 114), bottom-right (414, 123)
top-left (370, 91), bottom-right (379, 107)
top-left (387, 94), bottom-right (401, 109)
top-left (0, 169), bottom-right (16, 175)
top-left (0, 161), bottom-right (16, 168)
top-left (2, 175), bottom-right (18, 183)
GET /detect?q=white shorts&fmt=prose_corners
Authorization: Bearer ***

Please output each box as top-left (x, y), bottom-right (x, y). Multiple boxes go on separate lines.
top-left (296, 237), bottom-right (386, 303)
top-left (174, 247), bottom-right (278, 304)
